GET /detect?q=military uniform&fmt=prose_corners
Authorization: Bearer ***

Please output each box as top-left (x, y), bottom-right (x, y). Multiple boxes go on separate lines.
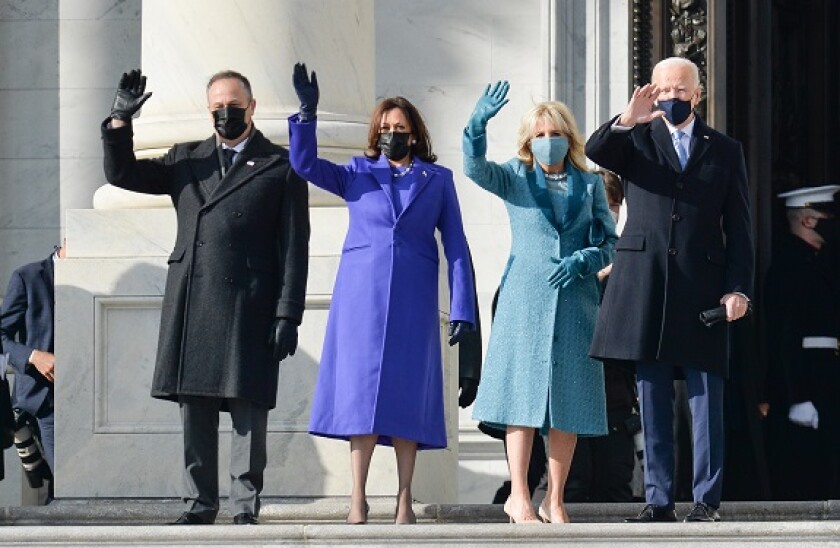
top-left (765, 232), bottom-right (840, 500)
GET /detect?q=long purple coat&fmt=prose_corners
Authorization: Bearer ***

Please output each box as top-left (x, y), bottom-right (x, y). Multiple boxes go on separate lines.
top-left (288, 115), bottom-right (475, 449)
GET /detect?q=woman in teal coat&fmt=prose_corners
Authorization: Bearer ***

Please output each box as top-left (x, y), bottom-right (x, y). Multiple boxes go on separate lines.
top-left (464, 82), bottom-right (617, 524)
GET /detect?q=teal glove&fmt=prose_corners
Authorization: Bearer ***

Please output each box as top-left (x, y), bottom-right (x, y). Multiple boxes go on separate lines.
top-left (548, 254), bottom-right (586, 289)
top-left (467, 81), bottom-right (510, 137)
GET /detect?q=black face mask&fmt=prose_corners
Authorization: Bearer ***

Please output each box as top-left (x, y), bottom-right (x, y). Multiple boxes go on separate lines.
top-left (815, 217), bottom-right (840, 247)
top-left (658, 98), bottom-right (693, 126)
top-left (213, 106), bottom-right (248, 140)
top-left (378, 132), bottom-right (412, 161)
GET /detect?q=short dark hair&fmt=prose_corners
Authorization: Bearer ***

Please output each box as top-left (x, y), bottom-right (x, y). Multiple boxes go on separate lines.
top-left (365, 96), bottom-right (437, 163)
top-left (206, 70), bottom-right (253, 102)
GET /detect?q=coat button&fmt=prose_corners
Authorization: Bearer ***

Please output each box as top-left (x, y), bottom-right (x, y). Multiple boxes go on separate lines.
top-left (668, 248), bottom-right (678, 256)
top-left (196, 241), bottom-right (205, 247)
top-left (232, 211), bottom-right (243, 217)
top-left (675, 182), bottom-right (684, 190)
top-left (671, 213), bottom-right (681, 222)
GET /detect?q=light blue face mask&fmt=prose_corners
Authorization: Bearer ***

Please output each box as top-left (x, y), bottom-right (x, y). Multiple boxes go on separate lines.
top-left (531, 136), bottom-right (569, 167)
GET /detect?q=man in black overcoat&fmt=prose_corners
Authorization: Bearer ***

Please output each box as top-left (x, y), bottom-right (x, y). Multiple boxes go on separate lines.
top-left (764, 185), bottom-right (840, 500)
top-left (101, 69), bottom-right (309, 525)
top-left (586, 57), bottom-right (754, 522)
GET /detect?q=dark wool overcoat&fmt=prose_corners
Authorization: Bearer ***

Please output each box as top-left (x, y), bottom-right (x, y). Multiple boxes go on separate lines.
top-left (586, 115), bottom-right (753, 377)
top-left (102, 123), bottom-right (310, 408)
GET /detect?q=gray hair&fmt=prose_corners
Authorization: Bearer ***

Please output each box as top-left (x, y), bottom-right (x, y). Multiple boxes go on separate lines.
top-left (652, 57), bottom-right (701, 88)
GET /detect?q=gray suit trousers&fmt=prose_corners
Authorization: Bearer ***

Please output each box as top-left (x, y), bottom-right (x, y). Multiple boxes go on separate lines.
top-left (179, 395), bottom-right (268, 520)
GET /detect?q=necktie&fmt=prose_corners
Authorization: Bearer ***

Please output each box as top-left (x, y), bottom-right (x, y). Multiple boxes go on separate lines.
top-left (673, 130), bottom-right (688, 169)
top-left (222, 148), bottom-right (236, 172)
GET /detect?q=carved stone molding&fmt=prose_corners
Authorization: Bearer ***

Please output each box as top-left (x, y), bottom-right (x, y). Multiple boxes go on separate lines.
top-left (631, 0), bottom-right (709, 117)
top-left (632, 0), bottom-right (654, 87)
top-left (669, 0), bottom-right (708, 116)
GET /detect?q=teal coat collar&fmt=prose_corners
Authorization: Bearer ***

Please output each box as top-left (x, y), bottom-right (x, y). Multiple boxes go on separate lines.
top-left (529, 162), bottom-right (588, 230)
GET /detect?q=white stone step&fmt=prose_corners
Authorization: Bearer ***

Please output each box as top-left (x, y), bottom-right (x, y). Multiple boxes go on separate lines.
top-left (3, 500), bottom-right (840, 547)
top-left (1, 522), bottom-right (840, 547)
top-left (5, 499), bottom-right (840, 524)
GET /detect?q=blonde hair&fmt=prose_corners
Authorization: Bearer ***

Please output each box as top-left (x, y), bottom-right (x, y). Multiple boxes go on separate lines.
top-left (516, 101), bottom-right (590, 172)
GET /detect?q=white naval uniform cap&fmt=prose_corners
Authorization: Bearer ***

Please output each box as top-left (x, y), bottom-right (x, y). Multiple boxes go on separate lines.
top-left (778, 185), bottom-right (840, 208)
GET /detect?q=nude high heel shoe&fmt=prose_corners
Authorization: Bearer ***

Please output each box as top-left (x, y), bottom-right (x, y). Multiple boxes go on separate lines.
top-left (346, 501), bottom-right (369, 525)
top-left (538, 502), bottom-right (551, 523)
top-left (503, 498), bottom-right (542, 524)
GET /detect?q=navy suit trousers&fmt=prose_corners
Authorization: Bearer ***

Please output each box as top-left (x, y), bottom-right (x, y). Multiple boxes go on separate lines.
top-left (636, 362), bottom-right (725, 509)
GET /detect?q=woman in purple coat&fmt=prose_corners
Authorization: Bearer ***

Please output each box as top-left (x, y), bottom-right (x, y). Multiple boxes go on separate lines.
top-left (289, 64), bottom-right (476, 524)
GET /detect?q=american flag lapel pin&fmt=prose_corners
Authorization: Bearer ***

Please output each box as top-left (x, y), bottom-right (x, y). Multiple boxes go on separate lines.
top-left (247, 160), bottom-right (255, 166)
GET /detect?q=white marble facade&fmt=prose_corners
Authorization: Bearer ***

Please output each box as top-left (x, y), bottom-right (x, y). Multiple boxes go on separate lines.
top-left (1, 0), bottom-right (629, 505)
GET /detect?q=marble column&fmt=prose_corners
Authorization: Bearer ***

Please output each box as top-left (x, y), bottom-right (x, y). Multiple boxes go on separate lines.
top-left (95, 0), bottom-right (372, 209)
top-left (552, 0), bottom-right (630, 136)
top-left (0, 0), bottom-right (58, 507)
top-left (58, 0), bottom-right (142, 228)
top-left (0, 1), bottom-right (61, 293)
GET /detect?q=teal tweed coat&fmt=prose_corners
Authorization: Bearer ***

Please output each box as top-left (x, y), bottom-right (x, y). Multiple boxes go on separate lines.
top-left (464, 131), bottom-right (616, 435)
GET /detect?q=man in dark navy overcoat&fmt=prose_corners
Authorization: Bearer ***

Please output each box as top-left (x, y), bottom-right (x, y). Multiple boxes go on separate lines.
top-left (586, 57), bottom-right (753, 522)
top-left (1, 246), bottom-right (63, 475)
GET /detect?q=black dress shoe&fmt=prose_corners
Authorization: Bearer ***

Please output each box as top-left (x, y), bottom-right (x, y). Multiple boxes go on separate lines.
top-left (684, 502), bottom-right (721, 522)
top-left (625, 504), bottom-right (677, 523)
top-left (170, 512), bottom-right (214, 525)
top-left (233, 513), bottom-right (258, 525)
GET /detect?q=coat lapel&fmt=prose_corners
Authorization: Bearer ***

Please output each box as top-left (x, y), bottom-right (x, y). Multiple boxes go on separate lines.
top-left (398, 159), bottom-right (435, 219)
top-left (369, 155), bottom-right (397, 221)
top-left (41, 256), bottom-right (55, 313)
top-left (201, 130), bottom-right (282, 210)
top-left (560, 164), bottom-right (586, 229)
top-left (529, 167), bottom-right (558, 231)
top-left (186, 136), bottom-right (221, 200)
top-left (651, 118), bottom-right (683, 173)
top-left (685, 116), bottom-right (712, 172)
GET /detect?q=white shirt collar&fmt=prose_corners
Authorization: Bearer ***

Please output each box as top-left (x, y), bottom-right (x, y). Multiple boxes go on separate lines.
top-left (664, 116), bottom-right (696, 139)
top-left (221, 136), bottom-right (250, 154)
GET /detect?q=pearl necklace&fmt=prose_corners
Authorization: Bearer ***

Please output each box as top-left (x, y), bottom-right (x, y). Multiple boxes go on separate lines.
top-left (391, 160), bottom-right (415, 178)
top-left (543, 172), bottom-right (567, 181)
top-left (544, 171), bottom-right (568, 191)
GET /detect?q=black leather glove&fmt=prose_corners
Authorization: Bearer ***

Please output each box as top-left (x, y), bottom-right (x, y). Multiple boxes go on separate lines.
top-left (292, 62), bottom-right (319, 121)
top-left (268, 318), bottom-right (298, 362)
top-left (448, 320), bottom-right (473, 346)
top-left (110, 69), bottom-right (152, 121)
top-left (458, 377), bottom-right (479, 408)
